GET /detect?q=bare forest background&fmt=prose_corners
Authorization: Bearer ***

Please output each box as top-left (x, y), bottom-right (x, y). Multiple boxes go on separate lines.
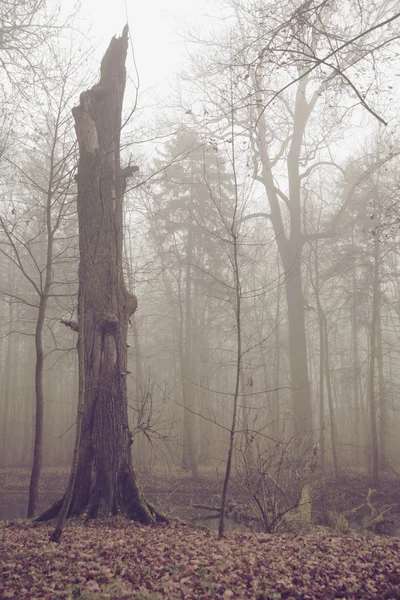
top-left (1, 0), bottom-right (400, 519)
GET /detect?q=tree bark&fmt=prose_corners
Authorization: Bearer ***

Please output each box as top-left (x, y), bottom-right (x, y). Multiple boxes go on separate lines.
top-left (315, 269), bottom-right (326, 473)
top-left (218, 232), bottom-right (241, 538)
top-left (181, 210), bottom-right (198, 478)
top-left (1, 295), bottom-right (14, 465)
top-left (283, 252), bottom-right (313, 449)
top-left (27, 294), bottom-right (47, 517)
top-left (37, 27), bottom-right (164, 524)
top-left (376, 305), bottom-right (387, 470)
top-left (350, 263), bottom-right (362, 467)
top-left (272, 265), bottom-right (281, 442)
top-left (254, 82), bottom-right (314, 454)
top-left (367, 223), bottom-right (380, 486)
top-left (323, 318), bottom-right (340, 478)
top-left (27, 135), bottom-right (56, 517)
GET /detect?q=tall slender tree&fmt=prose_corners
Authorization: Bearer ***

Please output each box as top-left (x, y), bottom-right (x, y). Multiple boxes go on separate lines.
top-left (183, 0), bottom-right (399, 457)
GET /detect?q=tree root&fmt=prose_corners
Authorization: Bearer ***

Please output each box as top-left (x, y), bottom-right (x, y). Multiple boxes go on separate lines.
top-left (35, 497), bottom-right (65, 522)
top-left (34, 495), bottom-right (168, 524)
top-left (146, 500), bottom-right (169, 523)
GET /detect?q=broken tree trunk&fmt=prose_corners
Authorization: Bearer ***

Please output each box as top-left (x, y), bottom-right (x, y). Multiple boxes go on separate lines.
top-left (288, 443), bottom-right (319, 531)
top-left (38, 26), bottom-right (164, 525)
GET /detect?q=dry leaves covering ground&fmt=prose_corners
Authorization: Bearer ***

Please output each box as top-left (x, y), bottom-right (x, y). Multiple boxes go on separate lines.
top-left (1, 520), bottom-right (399, 599)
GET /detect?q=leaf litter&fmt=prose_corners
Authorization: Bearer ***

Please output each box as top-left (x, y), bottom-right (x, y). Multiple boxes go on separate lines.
top-left (0, 520), bottom-right (399, 599)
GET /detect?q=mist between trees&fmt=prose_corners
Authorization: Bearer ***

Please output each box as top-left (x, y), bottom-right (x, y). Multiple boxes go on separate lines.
top-left (0, 0), bottom-right (400, 536)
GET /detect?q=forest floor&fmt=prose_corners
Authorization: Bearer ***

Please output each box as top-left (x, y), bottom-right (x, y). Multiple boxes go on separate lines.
top-left (1, 467), bottom-right (400, 599)
top-left (1, 518), bottom-right (400, 599)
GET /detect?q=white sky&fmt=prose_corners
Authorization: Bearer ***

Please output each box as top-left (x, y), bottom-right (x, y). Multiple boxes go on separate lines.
top-left (70, 0), bottom-right (399, 149)
top-left (77, 0), bottom-right (210, 93)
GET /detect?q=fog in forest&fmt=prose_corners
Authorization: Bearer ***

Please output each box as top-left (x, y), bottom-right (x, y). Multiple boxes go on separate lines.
top-left (1, 0), bottom-right (400, 543)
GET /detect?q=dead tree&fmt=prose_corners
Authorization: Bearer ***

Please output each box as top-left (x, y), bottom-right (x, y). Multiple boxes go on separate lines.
top-left (38, 26), bottom-right (164, 525)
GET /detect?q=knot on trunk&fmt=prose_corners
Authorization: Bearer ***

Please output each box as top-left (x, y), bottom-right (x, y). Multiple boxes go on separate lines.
top-left (124, 291), bottom-right (137, 319)
top-left (101, 313), bottom-right (119, 331)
